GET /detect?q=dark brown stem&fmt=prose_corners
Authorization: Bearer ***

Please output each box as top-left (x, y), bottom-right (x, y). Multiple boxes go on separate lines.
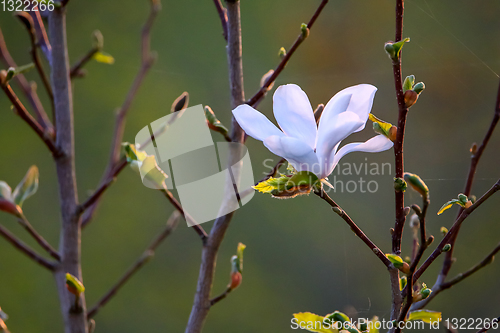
top-left (0, 28), bottom-right (53, 133)
top-left (0, 223), bottom-right (56, 271)
top-left (49, 7), bottom-right (88, 333)
top-left (412, 243), bottom-right (500, 311)
top-left (210, 287), bottom-right (232, 306)
top-left (246, 0), bottom-right (329, 108)
top-left (212, 0), bottom-right (228, 41)
top-left (391, 0), bottom-right (408, 256)
top-left (414, 179), bottom-right (500, 281)
top-left (18, 216), bottom-right (60, 261)
top-left (315, 188), bottom-right (393, 268)
top-left (0, 83), bottom-right (59, 156)
top-left (70, 47), bottom-right (99, 78)
top-left (87, 211), bottom-right (180, 319)
top-left (439, 79), bottom-right (500, 287)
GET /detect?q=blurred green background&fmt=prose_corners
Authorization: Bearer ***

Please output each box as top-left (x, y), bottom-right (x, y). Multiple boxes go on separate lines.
top-left (1, 0), bottom-right (500, 332)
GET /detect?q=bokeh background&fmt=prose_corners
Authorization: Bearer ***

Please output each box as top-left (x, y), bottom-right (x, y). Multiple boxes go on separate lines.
top-left (1, 0), bottom-right (500, 332)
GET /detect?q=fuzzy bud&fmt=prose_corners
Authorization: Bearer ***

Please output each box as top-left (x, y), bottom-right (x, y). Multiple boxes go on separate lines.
top-left (404, 90), bottom-right (418, 108)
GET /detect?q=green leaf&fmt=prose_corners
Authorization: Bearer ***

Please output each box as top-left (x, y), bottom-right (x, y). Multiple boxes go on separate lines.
top-left (403, 75), bottom-right (415, 93)
top-left (253, 175), bottom-right (290, 194)
top-left (93, 51), bottom-right (115, 64)
top-left (293, 312), bottom-right (338, 333)
top-left (399, 276), bottom-right (407, 291)
top-left (65, 273), bottom-right (85, 295)
top-left (205, 106), bottom-right (229, 135)
top-left (123, 143), bottom-right (148, 162)
top-left (141, 155), bottom-right (168, 187)
top-left (386, 254), bottom-right (404, 267)
top-left (13, 166), bottom-right (39, 207)
top-left (403, 172), bottom-right (429, 199)
top-left (236, 242), bottom-right (246, 272)
top-left (407, 310), bottom-right (441, 324)
top-left (392, 37), bottom-right (410, 58)
top-left (437, 193), bottom-right (472, 215)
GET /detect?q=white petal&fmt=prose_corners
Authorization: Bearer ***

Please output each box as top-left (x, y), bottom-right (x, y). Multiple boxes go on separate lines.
top-left (320, 84), bottom-right (377, 133)
top-left (232, 104), bottom-right (284, 141)
top-left (273, 84), bottom-right (317, 149)
top-left (325, 135), bottom-right (394, 176)
top-left (316, 111), bottom-right (364, 177)
top-left (263, 135), bottom-right (319, 175)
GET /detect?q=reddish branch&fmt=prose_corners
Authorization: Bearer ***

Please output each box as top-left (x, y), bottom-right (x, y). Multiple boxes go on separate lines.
top-left (391, 0), bottom-right (408, 256)
top-left (246, 0), bottom-right (329, 108)
top-left (0, 28), bottom-right (53, 134)
top-left (439, 79), bottom-right (500, 286)
top-left (0, 223), bottom-right (56, 271)
top-left (212, 0), bottom-right (228, 41)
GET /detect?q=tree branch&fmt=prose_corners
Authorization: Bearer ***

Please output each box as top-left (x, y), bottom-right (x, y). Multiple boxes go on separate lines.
top-left (49, 7), bottom-right (88, 332)
top-left (0, 223), bottom-right (56, 271)
top-left (438, 78), bottom-right (500, 287)
top-left (0, 82), bottom-right (59, 156)
top-left (87, 211), bottom-right (180, 319)
top-left (212, 0), bottom-right (228, 41)
top-left (411, 243), bottom-right (500, 311)
top-left (0, 28), bottom-right (53, 133)
top-left (414, 179), bottom-right (500, 281)
top-left (82, 0), bottom-right (159, 227)
top-left (18, 216), bottom-right (60, 261)
top-left (210, 287), bottom-right (232, 306)
top-left (315, 188), bottom-right (393, 268)
top-left (69, 47), bottom-right (99, 78)
top-left (246, 0), bottom-right (329, 108)
top-left (391, 0), bottom-right (408, 256)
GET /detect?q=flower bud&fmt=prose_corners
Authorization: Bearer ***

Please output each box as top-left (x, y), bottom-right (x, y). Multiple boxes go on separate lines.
top-left (394, 177), bottom-right (407, 192)
top-left (230, 271), bottom-right (242, 290)
top-left (440, 226), bottom-right (448, 236)
top-left (470, 142), bottom-right (478, 155)
top-left (404, 90), bottom-right (418, 108)
top-left (171, 92), bottom-right (189, 113)
top-left (404, 206), bottom-right (411, 216)
top-left (384, 42), bottom-right (396, 60)
top-left (300, 23), bottom-right (309, 39)
top-left (442, 244), bottom-right (452, 252)
top-left (279, 47), bottom-right (287, 59)
top-left (413, 82), bottom-right (425, 94)
top-left (426, 235), bottom-right (434, 246)
top-left (388, 126), bottom-right (397, 141)
top-left (458, 193), bottom-right (468, 204)
top-left (260, 69), bottom-right (275, 91)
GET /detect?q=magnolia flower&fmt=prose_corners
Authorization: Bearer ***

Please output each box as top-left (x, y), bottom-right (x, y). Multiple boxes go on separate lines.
top-left (232, 84), bottom-right (393, 179)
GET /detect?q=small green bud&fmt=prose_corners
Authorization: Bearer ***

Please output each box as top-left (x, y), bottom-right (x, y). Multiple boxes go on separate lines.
top-left (279, 47), bottom-right (287, 58)
top-left (5, 67), bottom-right (15, 82)
top-left (300, 23), bottom-right (309, 39)
top-left (204, 106), bottom-right (229, 138)
top-left (469, 195), bottom-right (477, 204)
top-left (400, 276), bottom-right (407, 290)
top-left (394, 177), bottom-right (407, 192)
top-left (332, 206), bottom-right (343, 216)
top-left (92, 30), bottom-right (104, 50)
top-left (458, 193), bottom-right (468, 204)
top-left (440, 226), bottom-right (448, 236)
top-left (420, 286), bottom-right (432, 299)
top-left (442, 244), bottom-right (452, 252)
top-left (403, 75), bottom-right (415, 93)
top-left (404, 173), bottom-right (429, 199)
top-left (413, 82), bottom-right (425, 94)
top-left (384, 42), bottom-right (396, 59)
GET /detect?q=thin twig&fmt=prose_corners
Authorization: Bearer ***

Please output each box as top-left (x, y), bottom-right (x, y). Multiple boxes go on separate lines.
top-left (0, 28), bottom-right (53, 133)
top-left (411, 243), bottom-right (500, 310)
top-left (210, 287), bottom-right (232, 306)
top-left (0, 223), bottom-right (56, 271)
top-left (391, 0), bottom-right (408, 256)
top-left (246, 0), bottom-right (329, 108)
top-left (18, 216), bottom-right (60, 261)
top-left (315, 188), bottom-right (393, 268)
top-left (70, 47), bottom-right (99, 78)
top-left (87, 211), bottom-right (181, 319)
top-left (82, 1), bottom-right (159, 226)
top-left (28, 9), bottom-right (51, 61)
top-left (255, 158), bottom-right (285, 186)
top-left (439, 79), bottom-right (500, 287)
top-left (0, 82), bottom-right (59, 156)
top-left (414, 179), bottom-right (500, 281)
top-left (14, 12), bottom-right (54, 103)
top-left (212, 0), bottom-right (228, 41)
